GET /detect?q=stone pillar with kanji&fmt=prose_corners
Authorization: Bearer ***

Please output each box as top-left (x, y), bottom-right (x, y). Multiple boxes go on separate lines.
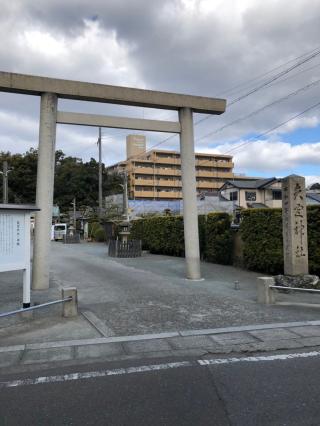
top-left (282, 175), bottom-right (308, 275)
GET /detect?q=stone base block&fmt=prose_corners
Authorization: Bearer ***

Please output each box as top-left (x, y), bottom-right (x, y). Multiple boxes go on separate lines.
top-left (257, 277), bottom-right (275, 304)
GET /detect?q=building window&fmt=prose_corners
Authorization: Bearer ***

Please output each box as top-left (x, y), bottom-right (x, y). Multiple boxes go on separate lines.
top-left (272, 190), bottom-right (282, 200)
top-left (230, 191), bottom-right (238, 201)
top-left (245, 191), bottom-right (256, 201)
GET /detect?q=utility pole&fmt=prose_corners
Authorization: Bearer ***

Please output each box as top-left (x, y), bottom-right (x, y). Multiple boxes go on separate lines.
top-left (71, 198), bottom-right (76, 228)
top-left (97, 127), bottom-right (103, 218)
top-left (122, 171), bottom-right (129, 221)
top-left (0, 161), bottom-right (12, 203)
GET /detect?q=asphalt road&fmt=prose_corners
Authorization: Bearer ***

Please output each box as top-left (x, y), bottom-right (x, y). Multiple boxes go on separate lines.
top-left (1, 350), bottom-right (320, 426)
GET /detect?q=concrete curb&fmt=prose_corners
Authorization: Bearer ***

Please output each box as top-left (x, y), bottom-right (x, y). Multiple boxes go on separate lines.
top-left (2, 320), bottom-right (320, 368)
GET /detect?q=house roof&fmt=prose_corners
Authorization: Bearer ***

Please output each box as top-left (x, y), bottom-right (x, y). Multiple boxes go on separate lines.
top-left (247, 202), bottom-right (268, 209)
top-left (219, 177), bottom-right (279, 191)
top-left (307, 193), bottom-right (320, 203)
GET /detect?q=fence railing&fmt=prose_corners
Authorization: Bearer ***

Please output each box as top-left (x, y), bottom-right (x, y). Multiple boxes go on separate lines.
top-left (108, 239), bottom-right (142, 258)
top-left (0, 288), bottom-right (78, 319)
top-left (270, 285), bottom-right (320, 293)
top-left (0, 297), bottom-right (72, 318)
top-left (258, 277), bottom-right (320, 305)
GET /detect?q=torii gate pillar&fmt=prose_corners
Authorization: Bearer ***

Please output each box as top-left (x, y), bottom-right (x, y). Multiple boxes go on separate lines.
top-left (179, 107), bottom-right (201, 280)
top-left (32, 92), bottom-right (57, 290)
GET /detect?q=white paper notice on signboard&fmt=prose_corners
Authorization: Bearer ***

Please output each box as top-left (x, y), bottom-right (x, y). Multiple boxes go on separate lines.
top-left (0, 212), bottom-right (26, 271)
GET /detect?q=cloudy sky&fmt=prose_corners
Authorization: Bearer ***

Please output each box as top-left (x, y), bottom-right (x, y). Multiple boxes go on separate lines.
top-left (0, 0), bottom-right (320, 185)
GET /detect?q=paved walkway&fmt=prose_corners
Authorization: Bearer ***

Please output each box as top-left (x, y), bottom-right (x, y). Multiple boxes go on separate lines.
top-left (2, 320), bottom-right (320, 370)
top-left (1, 242), bottom-right (320, 369)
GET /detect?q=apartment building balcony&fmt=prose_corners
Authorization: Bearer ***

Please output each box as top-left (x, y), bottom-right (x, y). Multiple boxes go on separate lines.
top-left (132, 178), bottom-right (154, 186)
top-left (154, 157), bottom-right (181, 165)
top-left (196, 159), bottom-right (234, 168)
top-left (154, 168), bottom-right (181, 176)
top-left (156, 191), bottom-right (182, 199)
top-left (196, 170), bottom-right (233, 178)
top-left (196, 181), bottom-right (222, 189)
top-left (155, 179), bottom-right (181, 187)
top-left (133, 190), bottom-right (155, 198)
top-left (133, 166), bottom-right (155, 174)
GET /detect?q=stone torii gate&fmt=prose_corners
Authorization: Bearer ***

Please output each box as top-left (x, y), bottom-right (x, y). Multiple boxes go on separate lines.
top-left (0, 71), bottom-right (226, 289)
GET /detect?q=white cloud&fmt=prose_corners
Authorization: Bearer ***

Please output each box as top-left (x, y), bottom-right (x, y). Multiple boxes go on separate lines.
top-left (305, 176), bottom-right (320, 186)
top-left (212, 139), bottom-right (320, 173)
top-left (276, 115), bottom-right (320, 134)
top-left (0, 0), bottom-right (319, 176)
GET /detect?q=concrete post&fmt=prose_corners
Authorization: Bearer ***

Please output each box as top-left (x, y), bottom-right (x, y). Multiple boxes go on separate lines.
top-left (179, 107), bottom-right (201, 280)
top-left (32, 93), bottom-right (58, 290)
top-left (282, 175), bottom-right (309, 275)
top-left (2, 160), bottom-right (8, 203)
top-left (257, 277), bottom-right (275, 304)
top-left (23, 213), bottom-right (31, 308)
top-left (62, 287), bottom-right (78, 317)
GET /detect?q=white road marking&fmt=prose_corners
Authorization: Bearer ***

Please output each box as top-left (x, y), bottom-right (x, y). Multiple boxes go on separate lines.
top-left (2, 350), bottom-right (320, 389)
top-left (0, 361), bottom-right (192, 389)
top-left (197, 350), bottom-right (320, 365)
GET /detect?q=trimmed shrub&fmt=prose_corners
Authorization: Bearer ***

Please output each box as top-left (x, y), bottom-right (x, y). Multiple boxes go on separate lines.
top-left (198, 214), bottom-right (206, 259)
top-left (307, 205), bottom-right (320, 275)
top-left (130, 219), bottom-right (147, 247)
top-left (240, 209), bottom-right (283, 274)
top-left (240, 206), bottom-right (320, 275)
top-left (130, 213), bottom-right (232, 264)
top-left (131, 216), bottom-right (185, 256)
top-left (93, 227), bottom-right (106, 242)
top-left (205, 212), bottom-right (233, 265)
top-left (130, 206), bottom-right (320, 274)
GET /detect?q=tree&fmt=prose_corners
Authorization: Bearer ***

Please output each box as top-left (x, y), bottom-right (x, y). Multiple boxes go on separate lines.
top-left (0, 149), bottom-right (38, 203)
top-left (1, 150), bottom-right (123, 211)
top-left (310, 183), bottom-right (320, 191)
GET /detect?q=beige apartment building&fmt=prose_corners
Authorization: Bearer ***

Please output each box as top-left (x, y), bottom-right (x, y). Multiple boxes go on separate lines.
top-left (107, 135), bottom-right (234, 200)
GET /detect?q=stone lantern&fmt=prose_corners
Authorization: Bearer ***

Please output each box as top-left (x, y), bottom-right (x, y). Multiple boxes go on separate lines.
top-left (119, 221), bottom-right (131, 243)
top-left (68, 224), bottom-right (75, 237)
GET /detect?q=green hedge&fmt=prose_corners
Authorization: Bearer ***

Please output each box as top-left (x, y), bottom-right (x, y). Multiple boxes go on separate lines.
top-left (240, 209), bottom-right (283, 274)
top-left (205, 213), bottom-right (233, 264)
top-left (240, 206), bottom-right (320, 275)
top-left (306, 205), bottom-right (320, 276)
top-left (130, 212), bottom-right (232, 264)
top-left (131, 207), bottom-right (320, 274)
top-left (131, 216), bottom-right (185, 256)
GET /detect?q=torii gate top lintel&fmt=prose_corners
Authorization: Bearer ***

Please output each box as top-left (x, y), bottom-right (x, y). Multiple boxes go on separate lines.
top-left (0, 71), bottom-right (226, 115)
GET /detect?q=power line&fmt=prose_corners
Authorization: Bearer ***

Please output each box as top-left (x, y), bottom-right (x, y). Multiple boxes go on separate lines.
top-left (222, 100), bottom-right (320, 156)
top-left (197, 78), bottom-right (320, 142)
top-left (229, 48), bottom-right (320, 106)
top-left (141, 46), bottom-right (320, 156)
top-left (86, 47), bottom-right (320, 168)
top-left (216, 44), bottom-right (320, 98)
top-left (195, 46), bottom-right (320, 126)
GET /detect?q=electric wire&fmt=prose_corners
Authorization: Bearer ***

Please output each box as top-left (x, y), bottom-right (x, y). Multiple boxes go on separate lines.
top-left (197, 78), bottom-right (320, 142)
top-left (128, 45), bottom-right (320, 157)
top-left (195, 46), bottom-right (320, 126)
top-left (88, 45), bottom-right (320, 169)
top-left (215, 45), bottom-right (320, 98)
top-left (222, 100), bottom-right (320, 156)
